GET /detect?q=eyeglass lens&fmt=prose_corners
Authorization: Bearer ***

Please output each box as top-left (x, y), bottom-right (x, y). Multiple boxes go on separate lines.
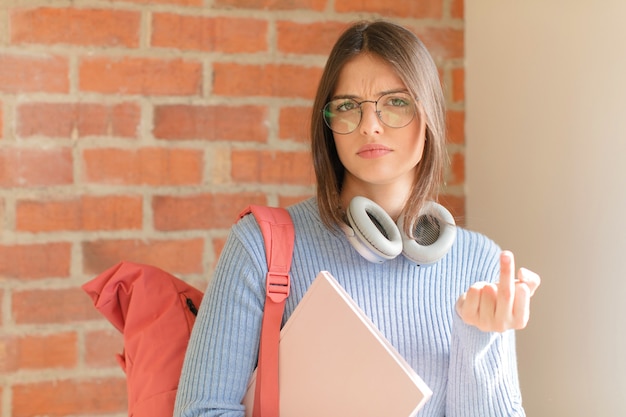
top-left (323, 92), bottom-right (416, 135)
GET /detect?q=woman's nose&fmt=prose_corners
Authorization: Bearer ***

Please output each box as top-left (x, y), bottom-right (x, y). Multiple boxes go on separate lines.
top-left (359, 103), bottom-right (383, 135)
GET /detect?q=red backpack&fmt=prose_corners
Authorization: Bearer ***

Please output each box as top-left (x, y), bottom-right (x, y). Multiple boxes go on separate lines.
top-left (83, 206), bottom-right (294, 417)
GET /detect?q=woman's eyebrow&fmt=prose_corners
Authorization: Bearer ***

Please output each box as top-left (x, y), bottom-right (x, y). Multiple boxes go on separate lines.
top-left (379, 88), bottom-right (410, 95)
top-left (329, 93), bottom-right (359, 101)
top-left (330, 88), bottom-right (410, 101)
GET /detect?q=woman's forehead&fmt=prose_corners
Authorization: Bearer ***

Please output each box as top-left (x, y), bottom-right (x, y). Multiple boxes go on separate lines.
top-left (333, 53), bottom-right (407, 98)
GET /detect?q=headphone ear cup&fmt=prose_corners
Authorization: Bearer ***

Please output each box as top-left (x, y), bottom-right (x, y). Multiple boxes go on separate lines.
top-left (344, 196), bottom-right (403, 263)
top-left (398, 201), bottom-right (457, 265)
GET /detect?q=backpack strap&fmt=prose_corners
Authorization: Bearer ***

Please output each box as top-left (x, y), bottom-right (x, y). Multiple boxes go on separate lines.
top-left (238, 205), bottom-right (295, 417)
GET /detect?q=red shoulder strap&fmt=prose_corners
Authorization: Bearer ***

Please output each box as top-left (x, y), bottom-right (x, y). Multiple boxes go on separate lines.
top-left (238, 205), bottom-right (294, 417)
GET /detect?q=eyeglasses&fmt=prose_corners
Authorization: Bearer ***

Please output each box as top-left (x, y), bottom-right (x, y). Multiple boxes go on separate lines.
top-left (322, 91), bottom-right (417, 135)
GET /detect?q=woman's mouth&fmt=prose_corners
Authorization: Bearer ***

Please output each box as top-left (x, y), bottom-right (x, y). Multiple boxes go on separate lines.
top-left (357, 144), bottom-right (392, 159)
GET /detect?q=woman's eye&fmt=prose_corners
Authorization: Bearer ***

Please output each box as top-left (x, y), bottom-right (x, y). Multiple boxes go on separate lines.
top-left (336, 100), bottom-right (357, 112)
top-left (387, 97), bottom-right (409, 107)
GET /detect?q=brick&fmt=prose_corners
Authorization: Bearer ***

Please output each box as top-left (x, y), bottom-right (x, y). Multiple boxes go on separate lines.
top-left (451, 67), bottom-right (465, 102)
top-left (214, 0), bottom-right (326, 10)
top-left (0, 242), bottom-right (71, 279)
top-left (83, 147), bottom-right (203, 185)
top-left (0, 332), bottom-right (77, 371)
top-left (279, 106), bottom-right (310, 143)
top-left (0, 53), bottom-right (68, 93)
top-left (277, 21), bottom-right (345, 55)
top-left (0, 147), bottom-right (73, 187)
top-left (16, 195), bottom-right (143, 232)
top-left (112, 0), bottom-right (202, 4)
top-left (153, 104), bottom-right (268, 142)
top-left (414, 27), bottom-right (464, 60)
top-left (10, 7), bottom-right (140, 47)
top-left (213, 63), bottom-right (322, 99)
top-left (12, 377), bottom-right (127, 417)
top-left (83, 238), bottom-right (204, 275)
top-left (153, 192), bottom-right (267, 231)
top-left (0, 102), bottom-right (3, 138)
top-left (231, 150), bottom-right (314, 185)
top-left (12, 287), bottom-right (101, 324)
top-left (18, 102), bottom-right (140, 138)
top-left (448, 151), bottom-right (465, 186)
top-left (79, 56), bottom-right (201, 96)
top-left (335, 0), bottom-right (443, 18)
top-left (85, 329), bottom-right (123, 368)
top-left (152, 14), bottom-right (267, 53)
top-left (446, 110), bottom-right (464, 144)
top-left (0, 198), bottom-right (4, 232)
top-left (451, 0), bottom-right (464, 19)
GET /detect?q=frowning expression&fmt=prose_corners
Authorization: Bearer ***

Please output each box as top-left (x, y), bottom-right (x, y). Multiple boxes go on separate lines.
top-left (331, 53), bottom-right (427, 195)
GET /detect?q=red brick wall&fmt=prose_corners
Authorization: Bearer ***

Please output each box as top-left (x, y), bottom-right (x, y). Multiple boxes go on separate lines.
top-left (0, 1), bottom-right (465, 416)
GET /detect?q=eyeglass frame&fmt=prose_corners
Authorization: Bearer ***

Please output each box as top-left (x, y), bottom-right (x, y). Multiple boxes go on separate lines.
top-left (322, 90), bottom-right (418, 135)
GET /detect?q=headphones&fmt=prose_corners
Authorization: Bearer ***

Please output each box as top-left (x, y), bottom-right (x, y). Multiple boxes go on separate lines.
top-left (342, 196), bottom-right (457, 265)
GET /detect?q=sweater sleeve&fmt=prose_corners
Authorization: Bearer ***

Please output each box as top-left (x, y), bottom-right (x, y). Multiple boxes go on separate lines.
top-left (446, 316), bottom-right (524, 416)
top-left (445, 233), bottom-right (525, 416)
top-left (174, 217), bottom-right (267, 417)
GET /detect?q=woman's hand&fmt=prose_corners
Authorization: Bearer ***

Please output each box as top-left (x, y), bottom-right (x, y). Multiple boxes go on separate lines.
top-left (456, 251), bottom-right (541, 333)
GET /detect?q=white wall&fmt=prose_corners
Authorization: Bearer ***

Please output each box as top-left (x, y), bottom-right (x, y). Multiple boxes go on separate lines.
top-left (466, 1), bottom-right (626, 415)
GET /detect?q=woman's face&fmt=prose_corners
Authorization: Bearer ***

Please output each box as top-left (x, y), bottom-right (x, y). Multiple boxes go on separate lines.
top-left (331, 53), bottom-right (426, 199)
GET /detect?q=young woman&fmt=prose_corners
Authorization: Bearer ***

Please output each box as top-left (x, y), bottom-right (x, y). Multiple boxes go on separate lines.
top-left (174, 20), bottom-right (540, 417)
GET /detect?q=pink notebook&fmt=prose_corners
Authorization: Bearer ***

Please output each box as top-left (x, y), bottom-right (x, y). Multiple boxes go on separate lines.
top-left (242, 270), bottom-right (432, 417)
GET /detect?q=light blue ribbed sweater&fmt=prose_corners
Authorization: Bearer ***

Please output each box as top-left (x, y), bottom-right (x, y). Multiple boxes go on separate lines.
top-left (174, 198), bottom-right (524, 416)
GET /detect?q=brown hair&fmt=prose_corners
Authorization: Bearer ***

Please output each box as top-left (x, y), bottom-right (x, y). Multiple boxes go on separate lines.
top-left (311, 20), bottom-right (448, 234)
